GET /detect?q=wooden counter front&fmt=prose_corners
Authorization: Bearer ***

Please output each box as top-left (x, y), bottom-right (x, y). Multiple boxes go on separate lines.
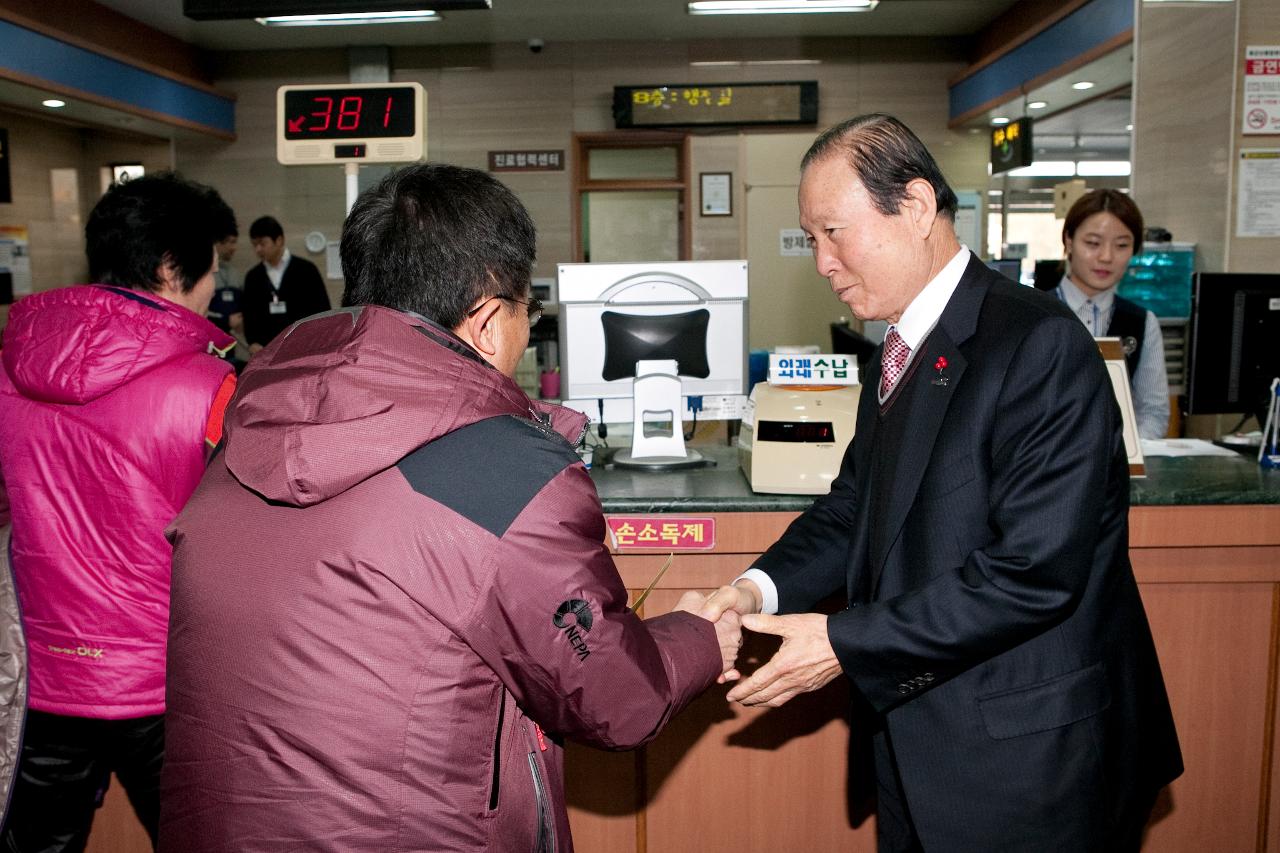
top-left (87, 504), bottom-right (1280, 852)
top-left (563, 503), bottom-right (1280, 853)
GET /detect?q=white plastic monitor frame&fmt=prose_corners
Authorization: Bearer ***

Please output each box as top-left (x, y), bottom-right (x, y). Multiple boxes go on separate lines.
top-left (276, 82), bottom-right (425, 165)
top-left (557, 260), bottom-right (748, 423)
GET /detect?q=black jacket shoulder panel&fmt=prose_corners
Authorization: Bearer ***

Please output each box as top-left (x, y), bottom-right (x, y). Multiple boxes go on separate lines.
top-left (397, 415), bottom-right (581, 537)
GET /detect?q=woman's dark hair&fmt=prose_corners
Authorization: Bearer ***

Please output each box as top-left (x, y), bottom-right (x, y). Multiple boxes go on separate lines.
top-left (802, 113), bottom-right (959, 221)
top-left (340, 163), bottom-right (536, 329)
top-left (85, 172), bottom-right (223, 293)
top-left (1063, 189), bottom-right (1144, 254)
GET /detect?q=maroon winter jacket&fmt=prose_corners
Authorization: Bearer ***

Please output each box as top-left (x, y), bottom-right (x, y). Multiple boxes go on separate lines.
top-left (159, 306), bottom-right (721, 853)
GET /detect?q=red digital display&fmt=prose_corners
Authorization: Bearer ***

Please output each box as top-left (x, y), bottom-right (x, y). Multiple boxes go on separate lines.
top-left (282, 86), bottom-right (417, 140)
top-left (757, 421), bottom-right (836, 443)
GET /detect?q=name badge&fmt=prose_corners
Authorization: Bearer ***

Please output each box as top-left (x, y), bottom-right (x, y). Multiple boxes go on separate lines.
top-left (269, 300), bottom-right (288, 315)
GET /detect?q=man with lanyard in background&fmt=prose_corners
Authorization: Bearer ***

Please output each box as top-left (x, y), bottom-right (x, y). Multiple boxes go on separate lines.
top-left (242, 215), bottom-right (330, 354)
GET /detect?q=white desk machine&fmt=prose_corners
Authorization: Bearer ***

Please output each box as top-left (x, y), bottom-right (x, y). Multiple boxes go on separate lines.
top-left (738, 353), bottom-right (860, 494)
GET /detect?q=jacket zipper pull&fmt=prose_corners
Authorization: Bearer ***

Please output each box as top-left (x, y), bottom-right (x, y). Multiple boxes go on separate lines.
top-left (534, 723), bottom-right (548, 752)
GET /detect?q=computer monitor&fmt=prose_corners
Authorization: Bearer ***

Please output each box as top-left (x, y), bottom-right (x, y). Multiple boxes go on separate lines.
top-left (1033, 259), bottom-right (1064, 291)
top-left (1186, 272), bottom-right (1280, 423)
top-left (558, 260), bottom-right (748, 467)
top-left (600, 308), bottom-right (711, 381)
top-left (987, 259), bottom-right (1022, 283)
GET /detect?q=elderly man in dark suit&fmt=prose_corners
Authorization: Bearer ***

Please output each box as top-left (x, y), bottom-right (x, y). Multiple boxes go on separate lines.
top-left (699, 114), bottom-right (1182, 852)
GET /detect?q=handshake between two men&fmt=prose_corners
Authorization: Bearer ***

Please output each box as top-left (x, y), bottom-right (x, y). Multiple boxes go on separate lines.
top-left (673, 580), bottom-right (844, 708)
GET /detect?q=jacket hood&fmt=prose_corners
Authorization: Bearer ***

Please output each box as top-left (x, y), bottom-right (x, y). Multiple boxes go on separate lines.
top-left (224, 306), bottom-right (587, 507)
top-left (1, 285), bottom-right (234, 405)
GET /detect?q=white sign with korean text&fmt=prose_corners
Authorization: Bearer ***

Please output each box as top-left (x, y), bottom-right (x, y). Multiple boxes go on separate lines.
top-left (1243, 46), bottom-right (1280, 135)
top-left (769, 353), bottom-right (859, 386)
top-left (1237, 149), bottom-right (1280, 238)
top-left (779, 228), bottom-right (811, 257)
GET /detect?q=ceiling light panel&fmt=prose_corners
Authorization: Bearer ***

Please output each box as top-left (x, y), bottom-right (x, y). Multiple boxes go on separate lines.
top-left (688, 1), bottom-right (877, 15)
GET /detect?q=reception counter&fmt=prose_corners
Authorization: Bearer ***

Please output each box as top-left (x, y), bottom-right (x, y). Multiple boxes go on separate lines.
top-left (86, 450), bottom-right (1280, 853)
top-left (563, 447), bottom-right (1280, 853)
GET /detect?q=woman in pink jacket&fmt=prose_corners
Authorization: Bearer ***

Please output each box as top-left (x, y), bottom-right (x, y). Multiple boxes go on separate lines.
top-left (0, 173), bottom-right (236, 852)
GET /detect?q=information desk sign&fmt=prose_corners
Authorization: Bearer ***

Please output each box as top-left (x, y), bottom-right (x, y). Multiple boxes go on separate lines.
top-left (607, 517), bottom-right (716, 552)
top-left (277, 82), bottom-right (425, 165)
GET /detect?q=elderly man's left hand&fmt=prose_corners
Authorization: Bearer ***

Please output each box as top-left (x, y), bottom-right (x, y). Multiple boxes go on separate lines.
top-left (726, 613), bottom-right (843, 707)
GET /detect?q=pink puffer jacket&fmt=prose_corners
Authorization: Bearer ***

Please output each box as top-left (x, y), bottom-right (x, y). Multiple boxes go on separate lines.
top-left (0, 284), bottom-right (234, 719)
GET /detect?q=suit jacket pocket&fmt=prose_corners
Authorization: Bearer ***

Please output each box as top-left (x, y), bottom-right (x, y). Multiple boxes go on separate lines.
top-left (926, 451), bottom-right (976, 499)
top-left (977, 661), bottom-right (1111, 740)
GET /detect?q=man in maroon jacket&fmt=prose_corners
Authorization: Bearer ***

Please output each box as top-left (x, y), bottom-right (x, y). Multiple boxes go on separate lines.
top-left (159, 163), bottom-right (739, 853)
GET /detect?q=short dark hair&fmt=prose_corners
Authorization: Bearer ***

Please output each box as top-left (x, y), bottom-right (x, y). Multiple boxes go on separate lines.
top-left (249, 216), bottom-right (283, 241)
top-left (339, 163), bottom-right (537, 329)
top-left (85, 171), bottom-right (222, 294)
top-left (1063, 189), bottom-right (1144, 254)
top-left (802, 113), bottom-right (959, 221)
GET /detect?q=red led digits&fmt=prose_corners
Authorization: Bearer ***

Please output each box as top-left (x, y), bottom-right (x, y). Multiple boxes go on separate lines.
top-left (337, 97), bottom-right (362, 131)
top-left (310, 96), bottom-right (333, 132)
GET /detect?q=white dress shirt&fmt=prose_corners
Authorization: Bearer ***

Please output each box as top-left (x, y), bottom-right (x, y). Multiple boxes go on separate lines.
top-left (739, 246), bottom-right (971, 615)
top-left (1056, 276), bottom-right (1170, 440)
top-left (265, 248), bottom-right (292, 290)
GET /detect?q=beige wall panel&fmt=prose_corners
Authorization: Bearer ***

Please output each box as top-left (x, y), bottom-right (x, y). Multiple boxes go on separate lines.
top-left (156, 36), bottom-right (975, 350)
top-left (0, 108), bottom-right (170, 300)
top-left (1138, 581), bottom-right (1276, 852)
top-left (690, 133), bottom-right (741, 261)
top-left (1133, 4), bottom-right (1236, 274)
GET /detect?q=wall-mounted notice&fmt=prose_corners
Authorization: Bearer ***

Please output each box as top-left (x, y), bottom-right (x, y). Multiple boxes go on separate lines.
top-left (1237, 149), bottom-right (1280, 238)
top-left (0, 225), bottom-right (32, 302)
top-left (779, 228), bottom-right (810, 257)
top-left (1243, 46), bottom-right (1280, 135)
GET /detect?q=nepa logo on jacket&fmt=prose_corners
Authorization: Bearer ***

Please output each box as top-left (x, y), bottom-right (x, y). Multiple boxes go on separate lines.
top-left (552, 599), bottom-right (593, 662)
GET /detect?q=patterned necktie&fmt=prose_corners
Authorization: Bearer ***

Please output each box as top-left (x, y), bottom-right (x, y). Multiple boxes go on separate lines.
top-left (880, 327), bottom-right (911, 398)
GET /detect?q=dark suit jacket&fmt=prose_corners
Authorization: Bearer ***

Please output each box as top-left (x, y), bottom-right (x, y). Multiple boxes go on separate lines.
top-left (756, 254), bottom-right (1182, 851)
top-left (242, 256), bottom-right (331, 348)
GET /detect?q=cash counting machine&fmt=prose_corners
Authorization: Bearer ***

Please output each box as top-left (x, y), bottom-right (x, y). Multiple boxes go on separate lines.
top-left (738, 353), bottom-right (860, 494)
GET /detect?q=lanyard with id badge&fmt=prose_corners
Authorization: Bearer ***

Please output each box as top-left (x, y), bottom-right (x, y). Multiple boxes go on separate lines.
top-left (269, 286), bottom-right (288, 316)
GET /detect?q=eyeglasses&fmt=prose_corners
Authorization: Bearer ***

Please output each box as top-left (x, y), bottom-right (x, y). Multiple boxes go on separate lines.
top-left (466, 294), bottom-right (543, 328)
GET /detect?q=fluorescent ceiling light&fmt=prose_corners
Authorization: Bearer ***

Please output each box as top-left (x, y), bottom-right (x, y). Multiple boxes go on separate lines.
top-left (746, 59), bottom-right (822, 65)
top-left (1028, 101), bottom-right (1048, 110)
top-left (689, 1), bottom-right (877, 15)
top-left (1071, 80), bottom-right (1096, 90)
top-left (1007, 161), bottom-right (1076, 177)
top-left (256, 11), bottom-right (440, 26)
top-left (1076, 160), bottom-right (1132, 176)
top-left (42, 99), bottom-right (66, 108)
top-left (691, 60), bottom-right (743, 66)
top-left (990, 116), bottom-right (1010, 125)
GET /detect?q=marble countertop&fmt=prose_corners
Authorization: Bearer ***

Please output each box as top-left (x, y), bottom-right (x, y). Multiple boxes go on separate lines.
top-left (590, 444), bottom-right (1280, 513)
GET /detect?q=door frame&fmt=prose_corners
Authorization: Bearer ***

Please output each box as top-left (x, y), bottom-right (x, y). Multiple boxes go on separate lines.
top-left (571, 131), bottom-right (692, 262)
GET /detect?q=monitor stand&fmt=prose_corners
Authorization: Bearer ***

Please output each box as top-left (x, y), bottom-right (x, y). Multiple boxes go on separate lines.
top-left (612, 359), bottom-right (708, 471)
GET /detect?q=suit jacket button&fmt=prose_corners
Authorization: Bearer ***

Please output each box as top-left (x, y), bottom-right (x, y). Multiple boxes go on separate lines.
top-left (898, 683), bottom-right (911, 693)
